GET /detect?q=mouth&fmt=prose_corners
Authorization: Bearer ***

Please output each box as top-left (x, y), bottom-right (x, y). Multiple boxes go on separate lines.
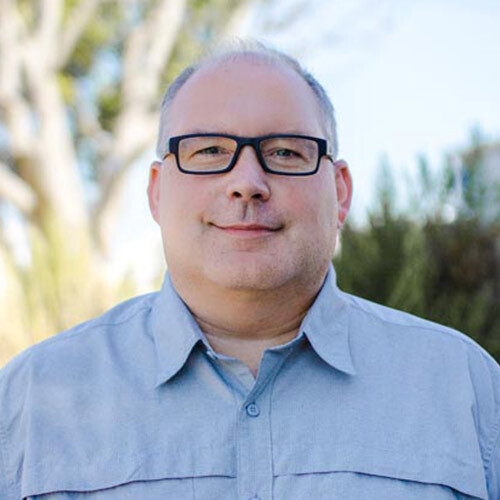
top-left (210, 223), bottom-right (282, 237)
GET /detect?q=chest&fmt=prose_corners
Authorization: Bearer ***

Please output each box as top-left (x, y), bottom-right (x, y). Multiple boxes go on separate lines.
top-left (21, 348), bottom-right (486, 499)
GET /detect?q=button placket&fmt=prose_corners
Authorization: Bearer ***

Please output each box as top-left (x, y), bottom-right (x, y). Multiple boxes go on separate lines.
top-left (236, 347), bottom-right (296, 500)
top-left (237, 391), bottom-right (272, 499)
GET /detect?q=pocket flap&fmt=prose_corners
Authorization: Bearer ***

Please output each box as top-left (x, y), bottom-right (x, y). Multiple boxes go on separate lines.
top-left (22, 445), bottom-right (235, 499)
top-left (274, 442), bottom-right (487, 499)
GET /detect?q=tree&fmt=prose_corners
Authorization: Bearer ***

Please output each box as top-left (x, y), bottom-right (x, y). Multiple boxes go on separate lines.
top-left (334, 134), bottom-right (500, 361)
top-left (0, 0), bottom-right (260, 365)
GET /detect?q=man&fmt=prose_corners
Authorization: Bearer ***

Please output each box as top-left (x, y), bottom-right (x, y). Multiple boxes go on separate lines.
top-left (0, 42), bottom-right (499, 499)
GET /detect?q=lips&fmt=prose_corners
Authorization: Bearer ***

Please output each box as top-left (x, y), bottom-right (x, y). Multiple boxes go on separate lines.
top-left (216, 224), bottom-right (278, 231)
top-left (211, 222), bottom-right (282, 236)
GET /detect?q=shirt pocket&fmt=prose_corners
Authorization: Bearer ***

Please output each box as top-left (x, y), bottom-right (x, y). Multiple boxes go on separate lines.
top-left (273, 443), bottom-right (488, 500)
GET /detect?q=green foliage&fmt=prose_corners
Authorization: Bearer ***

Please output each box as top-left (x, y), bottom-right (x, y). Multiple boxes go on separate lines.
top-left (334, 135), bottom-right (500, 362)
top-left (98, 88), bottom-right (121, 132)
top-left (335, 216), bottom-right (413, 306)
top-left (63, 3), bottom-right (122, 79)
top-left (57, 73), bottom-right (77, 105)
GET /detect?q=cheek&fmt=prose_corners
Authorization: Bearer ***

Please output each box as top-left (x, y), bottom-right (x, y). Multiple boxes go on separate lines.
top-left (160, 174), bottom-right (206, 227)
top-left (297, 175), bottom-right (337, 229)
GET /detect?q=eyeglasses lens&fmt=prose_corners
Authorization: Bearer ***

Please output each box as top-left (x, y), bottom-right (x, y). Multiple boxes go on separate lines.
top-left (260, 137), bottom-right (318, 173)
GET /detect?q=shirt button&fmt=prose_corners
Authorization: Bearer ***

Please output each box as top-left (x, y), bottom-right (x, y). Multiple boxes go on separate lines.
top-left (246, 402), bottom-right (260, 417)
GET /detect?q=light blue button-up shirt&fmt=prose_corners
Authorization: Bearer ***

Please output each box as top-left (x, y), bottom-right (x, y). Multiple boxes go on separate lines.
top-left (1, 266), bottom-right (499, 499)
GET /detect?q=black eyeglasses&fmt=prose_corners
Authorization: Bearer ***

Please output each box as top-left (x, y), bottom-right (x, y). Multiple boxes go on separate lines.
top-left (163, 133), bottom-right (334, 176)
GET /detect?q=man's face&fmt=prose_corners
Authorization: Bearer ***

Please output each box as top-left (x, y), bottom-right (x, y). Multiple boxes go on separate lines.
top-left (148, 58), bottom-right (352, 293)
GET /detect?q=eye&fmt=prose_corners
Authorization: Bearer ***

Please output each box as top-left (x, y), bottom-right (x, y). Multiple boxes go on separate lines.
top-left (195, 145), bottom-right (226, 156)
top-left (266, 147), bottom-right (303, 160)
top-left (273, 148), bottom-right (300, 158)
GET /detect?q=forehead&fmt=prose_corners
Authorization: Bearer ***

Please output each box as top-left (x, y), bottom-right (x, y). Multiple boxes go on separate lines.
top-left (167, 58), bottom-right (325, 137)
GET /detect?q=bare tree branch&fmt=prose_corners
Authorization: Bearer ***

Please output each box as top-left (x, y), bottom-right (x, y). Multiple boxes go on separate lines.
top-left (0, 100), bottom-right (35, 158)
top-left (0, 0), bottom-right (34, 157)
top-left (0, 0), bottom-right (21, 102)
top-left (143, 0), bottom-right (188, 99)
top-left (0, 162), bottom-right (37, 217)
top-left (57, 0), bottom-right (102, 69)
top-left (37, 0), bottom-right (63, 68)
top-left (0, 1), bottom-right (81, 226)
top-left (20, 50), bottom-right (90, 229)
top-left (123, 0), bottom-right (188, 106)
top-left (0, 0), bottom-right (22, 101)
top-left (108, 0), bottom-right (188, 169)
top-left (14, 0), bottom-right (90, 231)
top-left (92, 110), bottom-right (158, 255)
top-left (75, 99), bottom-right (113, 158)
top-left (92, 0), bottom-right (188, 254)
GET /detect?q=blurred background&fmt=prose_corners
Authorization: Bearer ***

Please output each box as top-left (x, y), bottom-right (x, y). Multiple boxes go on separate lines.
top-left (0, 0), bottom-right (499, 367)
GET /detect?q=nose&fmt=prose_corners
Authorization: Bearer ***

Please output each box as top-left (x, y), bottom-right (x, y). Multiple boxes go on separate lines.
top-left (224, 145), bottom-right (271, 202)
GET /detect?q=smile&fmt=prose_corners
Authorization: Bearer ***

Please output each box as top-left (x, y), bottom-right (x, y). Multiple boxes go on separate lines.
top-left (211, 223), bottom-right (281, 237)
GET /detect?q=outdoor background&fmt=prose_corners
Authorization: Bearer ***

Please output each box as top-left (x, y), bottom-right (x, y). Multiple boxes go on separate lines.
top-left (0, 0), bottom-right (499, 367)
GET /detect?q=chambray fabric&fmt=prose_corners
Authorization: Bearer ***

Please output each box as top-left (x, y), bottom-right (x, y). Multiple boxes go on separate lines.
top-left (1, 265), bottom-right (499, 500)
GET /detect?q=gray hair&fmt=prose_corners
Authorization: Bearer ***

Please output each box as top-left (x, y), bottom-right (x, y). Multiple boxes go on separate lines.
top-left (156, 40), bottom-right (338, 160)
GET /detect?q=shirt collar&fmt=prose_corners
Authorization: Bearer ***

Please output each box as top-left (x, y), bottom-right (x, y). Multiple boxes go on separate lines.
top-left (300, 264), bottom-right (357, 376)
top-left (151, 264), bottom-right (356, 386)
top-left (150, 272), bottom-right (207, 387)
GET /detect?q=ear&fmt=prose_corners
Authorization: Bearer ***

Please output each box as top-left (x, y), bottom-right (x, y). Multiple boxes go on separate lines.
top-left (147, 161), bottom-right (162, 224)
top-left (333, 159), bottom-right (353, 226)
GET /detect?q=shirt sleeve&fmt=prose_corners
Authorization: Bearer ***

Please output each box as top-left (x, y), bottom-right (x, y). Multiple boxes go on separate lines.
top-left (486, 421), bottom-right (500, 500)
top-left (0, 352), bottom-right (30, 500)
top-left (0, 382), bottom-right (12, 500)
top-left (464, 341), bottom-right (500, 499)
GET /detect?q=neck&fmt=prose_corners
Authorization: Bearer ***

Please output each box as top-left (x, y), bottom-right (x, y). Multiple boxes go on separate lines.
top-left (170, 272), bottom-right (326, 376)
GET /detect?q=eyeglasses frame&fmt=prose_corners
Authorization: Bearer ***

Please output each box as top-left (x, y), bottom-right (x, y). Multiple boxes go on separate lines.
top-left (163, 133), bottom-right (334, 176)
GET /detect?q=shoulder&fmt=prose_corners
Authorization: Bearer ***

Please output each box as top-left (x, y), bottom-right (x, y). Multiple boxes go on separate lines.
top-left (0, 291), bottom-right (160, 498)
top-left (1, 291), bottom-right (155, 375)
top-left (342, 291), bottom-right (500, 391)
top-left (0, 290), bottom-right (158, 424)
top-left (344, 290), bottom-right (497, 364)
top-left (343, 291), bottom-right (500, 470)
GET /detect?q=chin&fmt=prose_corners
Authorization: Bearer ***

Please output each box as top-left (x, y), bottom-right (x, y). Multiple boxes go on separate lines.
top-left (206, 257), bottom-right (295, 292)
top-left (205, 248), bottom-right (330, 293)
